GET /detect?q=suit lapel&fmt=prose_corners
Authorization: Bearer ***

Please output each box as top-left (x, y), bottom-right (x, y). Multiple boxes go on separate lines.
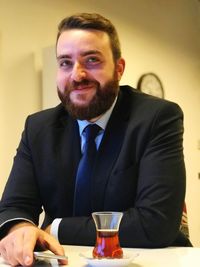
top-left (50, 109), bottom-right (81, 215)
top-left (91, 88), bottom-right (131, 211)
top-left (58, 112), bottom-right (81, 177)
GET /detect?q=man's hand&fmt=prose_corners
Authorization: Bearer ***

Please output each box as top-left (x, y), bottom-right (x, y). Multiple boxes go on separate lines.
top-left (0, 222), bottom-right (67, 266)
top-left (44, 224), bottom-right (51, 235)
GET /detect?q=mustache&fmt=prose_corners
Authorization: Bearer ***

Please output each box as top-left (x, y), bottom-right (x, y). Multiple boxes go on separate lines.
top-left (66, 79), bottom-right (99, 91)
top-left (72, 79), bottom-right (90, 86)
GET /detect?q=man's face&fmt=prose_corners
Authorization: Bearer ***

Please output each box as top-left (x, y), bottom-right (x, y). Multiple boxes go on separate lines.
top-left (56, 29), bottom-right (125, 121)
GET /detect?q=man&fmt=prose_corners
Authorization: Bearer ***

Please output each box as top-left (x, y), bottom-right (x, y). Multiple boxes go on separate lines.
top-left (0, 13), bottom-right (191, 266)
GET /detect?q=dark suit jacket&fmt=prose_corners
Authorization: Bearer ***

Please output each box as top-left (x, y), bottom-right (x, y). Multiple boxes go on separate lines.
top-left (0, 86), bottom-right (191, 247)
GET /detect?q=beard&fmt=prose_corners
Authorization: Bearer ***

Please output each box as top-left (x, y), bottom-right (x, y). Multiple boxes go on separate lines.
top-left (57, 72), bottom-right (119, 120)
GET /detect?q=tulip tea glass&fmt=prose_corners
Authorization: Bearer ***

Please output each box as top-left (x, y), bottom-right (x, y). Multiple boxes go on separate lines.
top-left (92, 211), bottom-right (123, 259)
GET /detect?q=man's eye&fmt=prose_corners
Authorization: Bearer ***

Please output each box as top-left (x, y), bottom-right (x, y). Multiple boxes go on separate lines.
top-left (59, 60), bottom-right (73, 68)
top-left (86, 57), bottom-right (100, 64)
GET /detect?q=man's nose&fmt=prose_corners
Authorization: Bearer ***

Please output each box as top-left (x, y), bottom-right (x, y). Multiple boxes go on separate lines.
top-left (71, 62), bottom-right (87, 82)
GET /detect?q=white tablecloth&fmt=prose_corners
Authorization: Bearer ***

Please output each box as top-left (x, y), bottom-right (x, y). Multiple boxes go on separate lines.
top-left (0, 245), bottom-right (200, 266)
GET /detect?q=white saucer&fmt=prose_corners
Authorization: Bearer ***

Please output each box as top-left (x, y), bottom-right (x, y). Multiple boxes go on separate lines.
top-left (79, 250), bottom-right (139, 267)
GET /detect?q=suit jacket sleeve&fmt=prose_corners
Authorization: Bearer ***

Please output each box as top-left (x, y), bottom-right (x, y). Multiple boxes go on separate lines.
top-left (0, 118), bottom-right (43, 231)
top-left (0, 105), bottom-right (79, 236)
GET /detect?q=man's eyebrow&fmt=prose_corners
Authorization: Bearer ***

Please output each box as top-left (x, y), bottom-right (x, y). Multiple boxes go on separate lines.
top-left (80, 50), bottom-right (102, 56)
top-left (56, 50), bottom-right (102, 60)
top-left (56, 54), bottom-right (71, 60)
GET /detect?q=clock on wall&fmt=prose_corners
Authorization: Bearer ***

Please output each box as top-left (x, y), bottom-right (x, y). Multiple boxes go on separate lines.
top-left (137, 73), bottom-right (164, 98)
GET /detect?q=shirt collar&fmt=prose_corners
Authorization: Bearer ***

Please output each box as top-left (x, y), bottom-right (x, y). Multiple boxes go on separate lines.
top-left (77, 97), bottom-right (117, 136)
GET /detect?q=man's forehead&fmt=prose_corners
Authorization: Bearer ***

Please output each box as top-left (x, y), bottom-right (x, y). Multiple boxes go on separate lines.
top-left (56, 29), bottom-right (112, 56)
top-left (57, 29), bottom-right (110, 47)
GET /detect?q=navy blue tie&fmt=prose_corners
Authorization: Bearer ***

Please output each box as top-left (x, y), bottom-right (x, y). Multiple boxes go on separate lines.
top-left (74, 124), bottom-right (101, 216)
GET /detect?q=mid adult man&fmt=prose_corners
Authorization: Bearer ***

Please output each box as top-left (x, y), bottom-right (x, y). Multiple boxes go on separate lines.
top-left (0, 13), bottom-right (191, 266)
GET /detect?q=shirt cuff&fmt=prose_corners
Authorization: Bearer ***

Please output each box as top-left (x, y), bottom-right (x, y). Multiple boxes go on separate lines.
top-left (50, 218), bottom-right (62, 240)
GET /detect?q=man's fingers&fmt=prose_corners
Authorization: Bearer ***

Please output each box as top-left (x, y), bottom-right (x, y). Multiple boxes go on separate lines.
top-left (0, 225), bottom-right (37, 266)
top-left (39, 233), bottom-right (68, 265)
top-left (23, 228), bottom-right (67, 265)
top-left (0, 234), bottom-right (23, 266)
top-left (0, 226), bottom-right (67, 266)
top-left (10, 233), bottom-right (25, 266)
top-left (22, 226), bottom-right (37, 260)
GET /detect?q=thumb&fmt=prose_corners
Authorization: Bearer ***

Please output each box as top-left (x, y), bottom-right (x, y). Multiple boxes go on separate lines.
top-left (42, 232), bottom-right (68, 265)
top-left (24, 255), bottom-right (33, 266)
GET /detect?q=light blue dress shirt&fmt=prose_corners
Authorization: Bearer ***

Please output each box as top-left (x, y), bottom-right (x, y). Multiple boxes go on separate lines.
top-left (51, 98), bottom-right (117, 239)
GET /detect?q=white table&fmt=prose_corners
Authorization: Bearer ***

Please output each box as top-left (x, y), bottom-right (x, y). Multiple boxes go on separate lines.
top-left (0, 245), bottom-right (200, 266)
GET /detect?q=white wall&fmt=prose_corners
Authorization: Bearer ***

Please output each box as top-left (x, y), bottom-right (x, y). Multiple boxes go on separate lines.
top-left (0, 0), bottom-right (200, 246)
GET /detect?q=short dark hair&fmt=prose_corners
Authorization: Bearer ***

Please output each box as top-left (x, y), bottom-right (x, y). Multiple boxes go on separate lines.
top-left (56, 13), bottom-right (121, 61)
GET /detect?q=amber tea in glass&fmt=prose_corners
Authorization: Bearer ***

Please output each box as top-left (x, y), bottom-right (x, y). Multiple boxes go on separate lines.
top-left (92, 211), bottom-right (123, 259)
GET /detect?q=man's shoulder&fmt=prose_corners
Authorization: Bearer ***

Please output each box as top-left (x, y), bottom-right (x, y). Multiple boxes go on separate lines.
top-left (26, 104), bottom-right (69, 128)
top-left (120, 85), bottom-right (182, 108)
top-left (119, 85), bottom-right (183, 117)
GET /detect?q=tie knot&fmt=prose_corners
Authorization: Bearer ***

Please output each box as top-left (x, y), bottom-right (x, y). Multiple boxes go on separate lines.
top-left (84, 124), bottom-right (101, 142)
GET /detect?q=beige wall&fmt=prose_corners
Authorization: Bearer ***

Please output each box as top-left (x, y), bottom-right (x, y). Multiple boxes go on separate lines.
top-left (0, 0), bottom-right (200, 246)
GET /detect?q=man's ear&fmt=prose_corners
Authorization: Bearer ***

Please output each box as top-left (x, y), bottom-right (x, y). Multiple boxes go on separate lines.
top-left (116, 58), bottom-right (125, 81)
